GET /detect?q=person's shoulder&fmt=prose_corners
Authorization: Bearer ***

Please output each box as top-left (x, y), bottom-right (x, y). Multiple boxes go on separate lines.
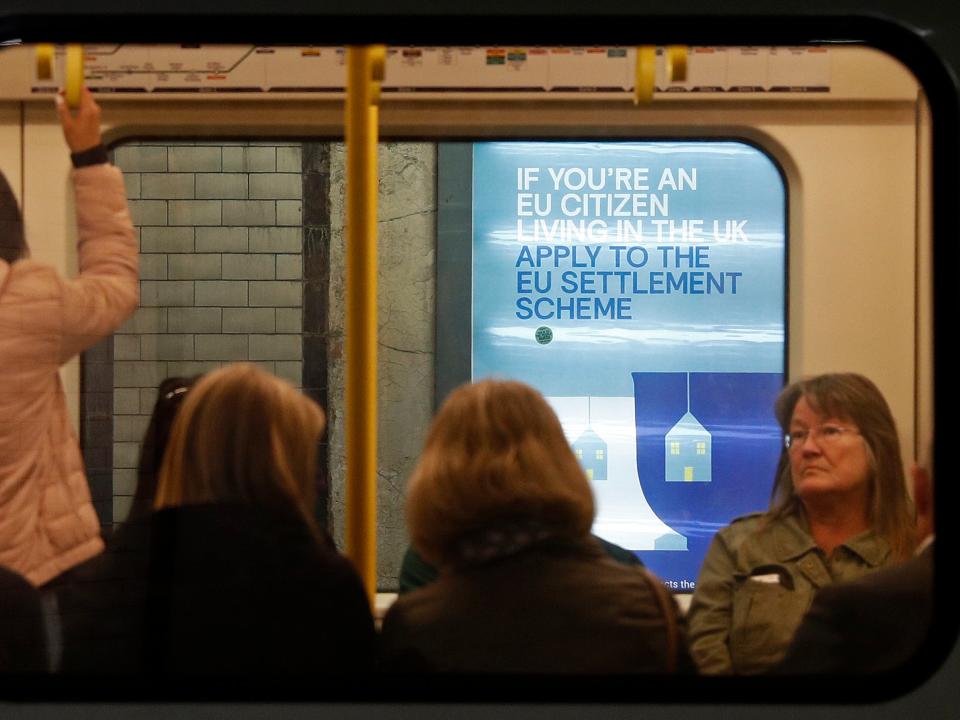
top-left (536, 538), bottom-right (656, 596)
top-left (707, 511), bottom-right (784, 557)
top-left (281, 528), bottom-right (370, 598)
top-left (382, 571), bottom-right (446, 634)
top-left (728, 510), bottom-right (768, 526)
top-left (0, 564), bottom-right (36, 595)
top-left (306, 540), bottom-right (362, 578)
top-left (399, 544), bottom-right (439, 593)
top-left (4, 259), bottom-right (60, 292)
top-left (0, 261), bottom-right (66, 322)
top-left (824, 550), bottom-right (932, 604)
top-left (0, 261), bottom-right (63, 354)
top-left (591, 534), bottom-right (643, 566)
top-left (717, 511), bottom-right (769, 537)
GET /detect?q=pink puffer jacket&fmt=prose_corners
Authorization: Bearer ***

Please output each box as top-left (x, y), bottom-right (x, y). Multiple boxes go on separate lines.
top-left (0, 163), bottom-right (137, 586)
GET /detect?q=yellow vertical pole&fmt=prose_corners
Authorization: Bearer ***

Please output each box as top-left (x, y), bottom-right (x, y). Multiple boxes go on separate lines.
top-left (345, 45), bottom-right (385, 608)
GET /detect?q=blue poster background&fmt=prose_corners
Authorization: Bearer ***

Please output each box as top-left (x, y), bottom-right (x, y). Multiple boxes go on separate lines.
top-left (632, 371), bottom-right (784, 586)
top-left (471, 141), bottom-right (786, 588)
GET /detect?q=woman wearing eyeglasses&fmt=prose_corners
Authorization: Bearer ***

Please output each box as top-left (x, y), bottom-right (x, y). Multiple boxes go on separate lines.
top-left (686, 373), bottom-right (916, 674)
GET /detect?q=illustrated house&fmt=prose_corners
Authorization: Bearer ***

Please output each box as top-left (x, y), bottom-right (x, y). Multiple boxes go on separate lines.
top-left (573, 397), bottom-right (608, 481)
top-left (664, 374), bottom-right (712, 482)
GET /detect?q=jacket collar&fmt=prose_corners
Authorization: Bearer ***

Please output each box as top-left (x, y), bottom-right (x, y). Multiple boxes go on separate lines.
top-left (771, 509), bottom-right (890, 567)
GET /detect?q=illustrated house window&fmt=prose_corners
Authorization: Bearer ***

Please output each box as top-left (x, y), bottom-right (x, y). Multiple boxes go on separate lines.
top-left (596, 449), bottom-right (604, 460)
top-left (576, 448), bottom-right (583, 459)
top-left (670, 442), bottom-right (680, 455)
top-left (697, 442), bottom-right (706, 455)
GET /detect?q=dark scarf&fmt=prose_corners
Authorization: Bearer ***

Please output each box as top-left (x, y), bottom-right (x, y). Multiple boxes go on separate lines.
top-left (450, 518), bottom-right (561, 568)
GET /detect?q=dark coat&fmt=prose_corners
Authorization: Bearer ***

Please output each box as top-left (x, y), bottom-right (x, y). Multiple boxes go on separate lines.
top-left (774, 542), bottom-right (934, 674)
top-left (381, 535), bottom-right (694, 674)
top-left (0, 565), bottom-right (45, 672)
top-left (59, 503), bottom-right (375, 675)
top-left (398, 535), bottom-right (642, 594)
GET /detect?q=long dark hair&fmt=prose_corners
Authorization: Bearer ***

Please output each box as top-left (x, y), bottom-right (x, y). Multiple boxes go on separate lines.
top-left (0, 172), bottom-right (26, 265)
top-left (128, 376), bottom-right (198, 522)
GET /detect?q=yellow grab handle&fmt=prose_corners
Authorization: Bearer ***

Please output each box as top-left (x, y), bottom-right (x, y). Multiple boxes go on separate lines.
top-left (345, 44), bottom-right (386, 610)
top-left (36, 44), bottom-right (54, 81)
top-left (65, 44), bottom-right (84, 108)
top-left (369, 45), bottom-right (386, 102)
top-left (666, 45), bottom-right (689, 83)
top-left (634, 46), bottom-right (656, 104)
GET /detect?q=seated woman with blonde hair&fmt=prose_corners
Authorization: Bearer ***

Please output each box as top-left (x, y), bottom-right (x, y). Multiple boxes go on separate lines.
top-left (380, 379), bottom-right (694, 673)
top-left (64, 363), bottom-right (375, 675)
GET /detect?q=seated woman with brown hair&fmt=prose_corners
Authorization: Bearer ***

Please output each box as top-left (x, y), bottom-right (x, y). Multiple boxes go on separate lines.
top-left (380, 379), bottom-right (694, 674)
top-left (687, 372), bottom-right (916, 675)
top-left (63, 363), bottom-right (375, 675)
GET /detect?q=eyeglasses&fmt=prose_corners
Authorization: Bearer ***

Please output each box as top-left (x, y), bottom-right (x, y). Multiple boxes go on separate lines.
top-left (784, 424), bottom-right (860, 450)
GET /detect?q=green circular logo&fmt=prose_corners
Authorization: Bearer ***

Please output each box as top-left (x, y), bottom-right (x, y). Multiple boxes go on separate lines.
top-left (535, 326), bottom-right (553, 345)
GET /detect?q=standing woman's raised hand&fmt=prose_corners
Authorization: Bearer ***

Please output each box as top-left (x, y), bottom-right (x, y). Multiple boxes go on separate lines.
top-left (55, 87), bottom-right (103, 153)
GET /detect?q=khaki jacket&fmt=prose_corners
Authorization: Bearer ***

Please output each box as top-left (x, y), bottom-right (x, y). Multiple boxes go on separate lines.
top-left (0, 164), bottom-right (137, 586)
top-left (687, 510), bottom-right (891, 675)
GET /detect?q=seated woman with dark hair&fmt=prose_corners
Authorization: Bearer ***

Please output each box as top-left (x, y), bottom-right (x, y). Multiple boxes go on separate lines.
top-left (62, 364), bottom-right (375, 675)
top-left (380, 379), bottom-right (693, 674)
top-left (59, 376), bottom-right (198, 672)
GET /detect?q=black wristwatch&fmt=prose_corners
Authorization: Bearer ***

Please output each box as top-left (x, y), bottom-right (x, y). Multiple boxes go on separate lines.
top-left (70, 144), bottom-right (109, 168)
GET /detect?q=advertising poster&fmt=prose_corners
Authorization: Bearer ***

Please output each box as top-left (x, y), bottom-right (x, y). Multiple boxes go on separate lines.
top-left (471, 141), bottom-right (786, 589)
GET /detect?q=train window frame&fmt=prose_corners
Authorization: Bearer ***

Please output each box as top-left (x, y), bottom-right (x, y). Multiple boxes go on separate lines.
top-left (0, 6), bottom-right (955, 705)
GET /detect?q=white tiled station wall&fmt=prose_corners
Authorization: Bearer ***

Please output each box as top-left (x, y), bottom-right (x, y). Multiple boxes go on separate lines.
top-left (110, 140), bottom-right (304, 522)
